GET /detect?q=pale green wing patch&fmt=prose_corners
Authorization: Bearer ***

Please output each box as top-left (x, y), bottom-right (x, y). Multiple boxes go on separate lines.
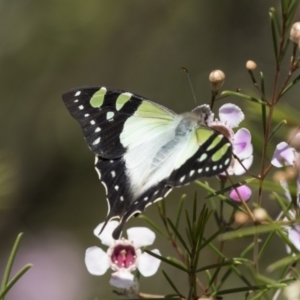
top-left (134, 100), bottom-right (175, 120)
top-left (195, 126), bottom-right (215, 145)
top-left (211, 143), bottom-right (231, 162)
top-left (90, 87), bottom-right (107, 108)
top-left (116, 92), bottom-right (132, 111)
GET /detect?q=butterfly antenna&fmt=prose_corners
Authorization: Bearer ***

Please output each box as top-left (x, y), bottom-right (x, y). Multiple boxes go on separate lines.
top-left (180, 67), bottom-right (197, 105)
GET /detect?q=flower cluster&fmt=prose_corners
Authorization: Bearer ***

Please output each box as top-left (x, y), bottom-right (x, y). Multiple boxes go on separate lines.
top-left (271, 139), bottom-right (300, 253)
top-left (208, 103), bottom-right (253, 202)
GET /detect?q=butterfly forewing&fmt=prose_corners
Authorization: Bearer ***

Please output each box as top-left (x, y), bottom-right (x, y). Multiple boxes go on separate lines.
top-left (62, 86), bottom-right (233, 239)
top-left (62, 87), bottom-right (174, 159)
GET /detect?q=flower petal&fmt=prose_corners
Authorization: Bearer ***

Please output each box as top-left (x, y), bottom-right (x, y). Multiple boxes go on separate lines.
top-left (126, 227), bottom-right (156, 248)
top-left (229, 185), bottom-right (252, 202)
top-left (109, 270), bottom-right (135, 289)
top-left (271, 142), bottom-right (295, 168)
top-left (287, 225), bottom-right (300, 253)
top-left (85, 246), bottom-right (110, 275)
top-left (138, 249), bottom-right (161, 277)
top-left (232, 155), bottom-right (253, 175)
top-left (219, 103), bottom-right (244, 128)
top-left (280, 179), bottom-right (292, 202)
top-left (233, 128), bottom-right (253, 158)
top-left (94, 221), bottom-right (119, 246)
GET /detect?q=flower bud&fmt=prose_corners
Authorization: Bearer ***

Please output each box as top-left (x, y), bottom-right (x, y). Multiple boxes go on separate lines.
top-left (253, 208), bottom-right (268, 222)
top-left (229, 185), bottom-right (252, 202)
top-left (209, 70), bottom-right (225, 91)
top-left (284, 280), bottom-right (300, 300)
top-left (235, 211), bottom-right (249, 224)
top-left (246, 60), bottom-right (257, 71)
top-left (290, 22), bottom-right (300, 43)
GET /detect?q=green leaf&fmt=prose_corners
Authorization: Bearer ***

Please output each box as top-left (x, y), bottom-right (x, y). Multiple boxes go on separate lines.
top-left (187, 286), bottom-right (193, 300)
top-left (269, 7), bottom-right (281, 36)
top-left (281, 0), bottom-right (290, 15)
top-left (220, 224), bottom-right (281, 240)
top-left (162, 270), bottom-right (182, 297)
top-left (167, 218), bottom-right (191, 255)
top-left (211, 283), bottom-right (287, 296)
top-left (267, 254), bottom-right (300, 272)
top-left (0, 264), bottom-right (32, 299)
top-left (196, 259), bottom-right (242, 273)
top-left (184, 209), bottom-right (193, 245)
top-left (277, 229), bottom-right (300, 254)
top-left (196, 226), bottom-right (226, 254)
top-left (1, 233), bottom-right (23, 296)
top-left (254, 272), bottom-right (279, 285)
top-left (208, 265), bottom-right (222, 291)
top-left (139, 215), bottom-right (168, 239)
top-left (192, 191), bottom-right (197, 224)
top-left (205, 178), bottom-right (256, 199)
top-left (143, 250), bottom-right (188, 273)
top-left (280, 73), bottom-right (300, 98)
top-left (194, 205), bottom-right (211, 244)
top-left (195, 181), bottom-right (244, 211)
top-left (175, 194), bottom-right (186, 230)
top-left (258, 231), bottom-right (276, 259)
top-left (241, 242), bottom-right (256, 257)
top-left (269, 8), bottom-right (278, 62)
top-left (272, 192), bottom-right (291, 216)
top-left (259, 71), bottom-right (266, 134)
top-left (220, 91), bottom-right (267, 105)
top-left (250, 289), bottom-right (269, 300)
top-left (268, 120), bottom-right (287, 141)
top-left (208, 242), bottom-right (252, 288)
top-left (287, 0), bottom-right (300, 29)
top-left (261, 103), bottom-right (267, 136)
top-left (280, 38), bottom-right (291, 64)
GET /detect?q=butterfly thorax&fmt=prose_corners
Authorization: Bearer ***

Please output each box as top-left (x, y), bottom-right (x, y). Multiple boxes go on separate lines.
top-left (191, 104), bottom-right (214, 126)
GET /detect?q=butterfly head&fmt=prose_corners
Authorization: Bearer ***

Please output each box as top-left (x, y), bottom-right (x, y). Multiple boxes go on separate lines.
top-left (191, 104), bottom-right (214, 126)
top-left (191, 104), bottom-right (234, 142)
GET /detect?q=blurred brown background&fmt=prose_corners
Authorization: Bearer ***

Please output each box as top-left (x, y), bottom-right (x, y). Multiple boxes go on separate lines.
top-left (1, 1), bottom-right (299, 299)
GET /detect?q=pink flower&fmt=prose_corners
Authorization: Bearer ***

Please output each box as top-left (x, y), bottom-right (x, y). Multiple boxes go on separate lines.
top-left (271, 142), bottom-right (297, 168)
top-left (229, 185), bottom-right (252, 202)
top-left (286, 223), bottom-right (300, 253)
top-left (85, 221), bottom-right (161, 289)
top-left (208, 103), bottom-right (253, 175)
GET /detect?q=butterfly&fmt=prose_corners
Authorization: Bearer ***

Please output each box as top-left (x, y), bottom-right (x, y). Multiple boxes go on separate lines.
top-left (62, 86), bottom-right (232, 239)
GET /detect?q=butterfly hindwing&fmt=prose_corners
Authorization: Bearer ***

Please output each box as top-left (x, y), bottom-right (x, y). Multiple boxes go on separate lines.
top-left (168, 126), bottom-right (232, 186)
top-left (96, 153), bottom-right (173, 239)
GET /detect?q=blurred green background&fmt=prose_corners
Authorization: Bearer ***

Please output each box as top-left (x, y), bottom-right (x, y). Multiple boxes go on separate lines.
top-left (1, 1), bottom-right (300, 299)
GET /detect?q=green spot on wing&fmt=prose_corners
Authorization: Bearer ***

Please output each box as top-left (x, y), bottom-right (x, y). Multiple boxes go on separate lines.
top-left (116, 93), bottom-right (132, 111)
top-left (107, 111), bottom-right (114, 119)
top-left (195, 127), bottom-right (214, 145)
top-left (211, 143), bottom-right (231, 162)
top-left (207, 135), bottom-right (223, 151)
top-left (90, 87), bottom-right (107, 108)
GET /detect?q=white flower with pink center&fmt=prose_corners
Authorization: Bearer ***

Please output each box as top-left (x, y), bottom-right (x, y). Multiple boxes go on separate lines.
top-left (85, 221), bottom-right (161, 289)
top-left (208, 103), bottom-right (253, 175)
